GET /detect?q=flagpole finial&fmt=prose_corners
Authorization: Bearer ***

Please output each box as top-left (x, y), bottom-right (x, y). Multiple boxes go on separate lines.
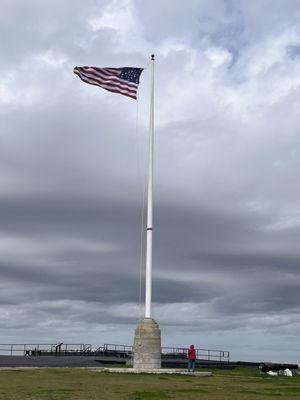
top-left (151, 54), bottom-right (155, 60)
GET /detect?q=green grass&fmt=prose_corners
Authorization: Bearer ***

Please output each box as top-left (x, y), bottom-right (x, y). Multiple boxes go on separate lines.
top-left (0, 367), bottom-right (299, 399)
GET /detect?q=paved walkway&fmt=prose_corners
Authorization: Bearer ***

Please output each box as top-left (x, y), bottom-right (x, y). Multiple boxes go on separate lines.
top-left (95, 367), bottom-right (212, 376)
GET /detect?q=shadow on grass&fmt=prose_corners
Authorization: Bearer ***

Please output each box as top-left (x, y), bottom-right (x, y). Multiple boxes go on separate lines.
top-left (128, 387), bottom-right (209, 400)
top-left (240, 386), bottom-right (300, 396)
top-left (128, 391), bottom-right (170, 399)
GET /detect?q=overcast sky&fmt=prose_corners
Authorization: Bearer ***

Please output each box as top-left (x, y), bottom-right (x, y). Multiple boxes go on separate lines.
top-left (1, 0), bottom-right (300, 363)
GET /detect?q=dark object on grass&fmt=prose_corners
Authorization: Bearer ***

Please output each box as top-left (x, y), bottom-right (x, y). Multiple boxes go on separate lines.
top-left (259, 363), bottom-right (298, 373)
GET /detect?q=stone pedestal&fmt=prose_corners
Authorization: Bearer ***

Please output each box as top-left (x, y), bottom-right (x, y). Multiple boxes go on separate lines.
top-left (133, 318), bottom-right (161, 370)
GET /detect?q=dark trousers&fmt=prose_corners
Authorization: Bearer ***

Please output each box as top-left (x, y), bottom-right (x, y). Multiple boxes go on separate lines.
top-left (188, 359), bottom-right (195, 371)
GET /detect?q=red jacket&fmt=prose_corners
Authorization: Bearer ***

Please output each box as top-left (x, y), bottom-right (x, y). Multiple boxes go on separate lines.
top-left (188, 345), bottom-right (196, 360)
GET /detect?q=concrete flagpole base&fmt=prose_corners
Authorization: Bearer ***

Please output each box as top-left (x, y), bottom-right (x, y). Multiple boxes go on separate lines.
top-left (133, 318), bottom-right (161, 370)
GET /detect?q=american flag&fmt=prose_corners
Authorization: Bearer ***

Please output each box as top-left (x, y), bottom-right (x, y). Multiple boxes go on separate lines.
top-left (73, 66), bottom-right (144, 100)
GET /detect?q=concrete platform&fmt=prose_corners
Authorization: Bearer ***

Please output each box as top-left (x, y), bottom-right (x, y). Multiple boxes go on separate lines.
top-left (96, 368), bottom-right (212, 376)
top-left (0, 355), bottom-right (119, 368)
top-left (0, 366), bottom-right (212, 376)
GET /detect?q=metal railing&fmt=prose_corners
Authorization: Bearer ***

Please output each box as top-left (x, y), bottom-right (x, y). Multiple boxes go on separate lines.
top-left (103, 344), bottom-right (133, 354)
top-left (93, 344), bottom-right (133, 359)
top-left (103, 344), bottom-right (230, 363)
top-left (0, 343), bottom-right (229, 362)
top-left (161, 347), bottom-right (230, 362)
top-left (0, 343), bottom-right (91, 356)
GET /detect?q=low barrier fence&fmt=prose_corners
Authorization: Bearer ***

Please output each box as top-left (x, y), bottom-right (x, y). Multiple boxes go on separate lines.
top-left (0, 343), bottom-right (91, 356)
top-left (0, 343), bottom-right (230, 362)
top-left (97, 344), bottom-right (230, 363)
top-left (161, 346), bottom-right (230, 362)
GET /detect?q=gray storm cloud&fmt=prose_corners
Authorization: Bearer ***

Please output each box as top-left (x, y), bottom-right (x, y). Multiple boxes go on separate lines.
top-left (0, 0), bottom-right (299, 363)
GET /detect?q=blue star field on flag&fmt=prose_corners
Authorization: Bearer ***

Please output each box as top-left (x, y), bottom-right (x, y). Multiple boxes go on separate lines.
top-left (119, 68), bottom-right (144, 84)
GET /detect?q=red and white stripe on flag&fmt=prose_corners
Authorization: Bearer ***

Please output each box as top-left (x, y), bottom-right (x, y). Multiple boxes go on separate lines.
top-left (73, 66), bottom-right (143, 100)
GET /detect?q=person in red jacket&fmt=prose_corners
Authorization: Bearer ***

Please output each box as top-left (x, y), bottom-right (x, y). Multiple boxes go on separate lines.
top-left (188, 344), bottom-right (196, 372)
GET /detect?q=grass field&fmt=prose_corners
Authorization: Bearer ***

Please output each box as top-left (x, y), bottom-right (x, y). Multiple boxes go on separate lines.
top-left (0, 367), bottom-right (299, 399)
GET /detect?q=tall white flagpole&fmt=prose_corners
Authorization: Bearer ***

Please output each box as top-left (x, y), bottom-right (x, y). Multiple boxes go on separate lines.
top-left (145, 54), bottom-right (155, 319)
top-left (133, 54), bottom-right (161, 371)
